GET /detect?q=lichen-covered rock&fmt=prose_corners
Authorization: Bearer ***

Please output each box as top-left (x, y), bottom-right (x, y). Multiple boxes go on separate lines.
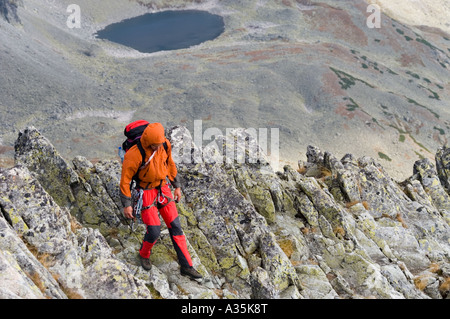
top-left (14, 127), bottom-right (123, 233)
top-left (0, 165), bottom-right (151, 299)
top-left (436, 145), bottom-right (450, 194)
top-left (71, 156), bottom-right (122, 228)
top-left (295, 264), bottom-right (338, 299)
top-left (14, 127), bottom-right (78, 211)
top-left (3, 126), bottom-right (450, 299)
top-left (411, 158), bottom-right (450, 226)
top-left (0, 216), bottom-right (65, 299)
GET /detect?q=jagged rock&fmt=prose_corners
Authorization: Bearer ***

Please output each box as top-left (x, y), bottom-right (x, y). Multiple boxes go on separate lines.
top-left (0, 248), bottom-right (44, 299)
top-left (2, 126), bottom-right (450, 299)
top-left (14, 127), bottom-right (79, 212)
top-left (0, 213), bottom-right (65, 299)
top-left (0, 165), bottom-right (151, 299)
top-left (294, 264), bottom-right (338, 299)
top-left (412, 158), bottom-right (450, 221)
top-left (14, 127), bottom-right (123, 232)
top-left (436, 146), bottom-right (450, 194)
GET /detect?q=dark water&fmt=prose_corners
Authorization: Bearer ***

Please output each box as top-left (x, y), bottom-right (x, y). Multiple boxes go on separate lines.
top-left (95, 10), bottom-right (225, 53)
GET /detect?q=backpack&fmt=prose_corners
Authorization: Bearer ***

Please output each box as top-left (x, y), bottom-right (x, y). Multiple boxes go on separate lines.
top-left (122, 120), bottom-right (149, 153)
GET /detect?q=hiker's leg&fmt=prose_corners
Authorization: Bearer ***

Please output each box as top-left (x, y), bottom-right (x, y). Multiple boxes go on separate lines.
top-left (159, 185), bottom-right (193, 268)
top-left (139, 189), bottom-right (160, 259)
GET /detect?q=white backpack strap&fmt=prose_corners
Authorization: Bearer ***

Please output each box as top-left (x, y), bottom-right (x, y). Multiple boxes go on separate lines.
top-left (140, 150), bottom-right (156, 169)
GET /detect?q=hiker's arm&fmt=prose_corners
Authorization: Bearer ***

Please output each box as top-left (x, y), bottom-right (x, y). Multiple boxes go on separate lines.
top-left (123, 206), bottom-right (133, 219)
top-left (119, 151), bottom-right (140, 208)
top-left (120, 163), bottom-right (137, 219)
top-left (173, 187), bottom-right (182, 202)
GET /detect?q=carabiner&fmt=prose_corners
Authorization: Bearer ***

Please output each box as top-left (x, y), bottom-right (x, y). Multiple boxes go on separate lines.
top-left (157, 192), bottom-right (165, 205)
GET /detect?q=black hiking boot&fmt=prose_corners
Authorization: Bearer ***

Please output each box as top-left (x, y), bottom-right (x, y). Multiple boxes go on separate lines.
top-left (139, 255), bottom-right (152, 271)
top-left (181, 266), bottom-right (203, 280)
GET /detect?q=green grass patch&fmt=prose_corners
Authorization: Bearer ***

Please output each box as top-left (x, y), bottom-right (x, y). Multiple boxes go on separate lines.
top-left (406, 97), bottom-right (440, 119)
top-left (414, 151), bottom-right (425, 160)
top-left (416, 37), bottom-right (438, 51)
top-left (386, 68), bottom-right (398, 75)
top-left (406, 70), bottom-right (420, 79)
top-left (427, 88), bottom-right (440, 100)
top-left (344, 97), bottom-right (359, 111)
top-left (433, 126), bottom-right (445, 135)
top-left (378, 152), bottom-right (392, 162)
top-left (330, 67), bottom-right (375, 90)
top-left (389, 124), bottom-right (431, 153)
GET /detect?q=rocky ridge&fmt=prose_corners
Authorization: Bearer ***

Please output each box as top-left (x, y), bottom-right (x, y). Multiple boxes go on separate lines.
top-left (0, 126), bottom-right (449, 299)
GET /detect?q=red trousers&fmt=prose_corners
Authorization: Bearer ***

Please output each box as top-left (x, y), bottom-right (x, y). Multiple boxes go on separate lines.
top-left (139, 184), bottom-right (193, 268)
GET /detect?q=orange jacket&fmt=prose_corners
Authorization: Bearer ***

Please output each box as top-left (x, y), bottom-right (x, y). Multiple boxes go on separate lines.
top-left (119, 123), bottom-right (179, 208)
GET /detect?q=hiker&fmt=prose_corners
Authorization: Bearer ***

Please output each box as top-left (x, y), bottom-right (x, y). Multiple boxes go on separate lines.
top-left (119, 122), bottom-right (202, 279)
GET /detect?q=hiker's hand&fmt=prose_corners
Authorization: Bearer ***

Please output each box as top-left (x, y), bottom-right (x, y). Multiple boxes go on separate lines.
top-left (174, 188), bottom-right (182, 203)
top-left (123, 206), bottom-right (133, 219)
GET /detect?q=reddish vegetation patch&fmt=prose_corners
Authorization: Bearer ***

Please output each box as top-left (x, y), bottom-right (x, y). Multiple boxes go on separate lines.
top-left (179, 64), bottom-right (195, 70)
top-left (399, 53), bottom-right (425, 67)
top-left (205, 45), bottom-right (305, 63)
top-left (282, 46), bottom-right (304, 54)
top-left (433, 131), bottom-right (448, 144)
top-left (303, 5), bottom-right (368, 47)
top-left (192, 54), bottom-right (210, 58)
top-left (321, 69), bottom-right (346, 97)
top-left (334, 98), bottom-right (375, 127)
top-left (242, 44), bottom-right (302, 62)
top-left (244, 49), bottom-right (277, 62)
top-left (335, 103), bottom-right (357, 120)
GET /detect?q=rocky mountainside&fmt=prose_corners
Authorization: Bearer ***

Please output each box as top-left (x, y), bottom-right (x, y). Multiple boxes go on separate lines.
top-left (0, 0), bottom-right (449, 181)
top-left (1, 126), bottom-right (449, 299)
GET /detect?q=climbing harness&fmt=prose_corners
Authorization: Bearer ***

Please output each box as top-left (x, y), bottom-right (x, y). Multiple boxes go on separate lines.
top-left (129, 179), bottom-right (177, 232)
top-left (140, 181), bottom-right (174, 211)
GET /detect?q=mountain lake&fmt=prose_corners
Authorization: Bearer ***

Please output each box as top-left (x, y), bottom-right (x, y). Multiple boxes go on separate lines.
top-left (95, 10), bottom-right (225, 53)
